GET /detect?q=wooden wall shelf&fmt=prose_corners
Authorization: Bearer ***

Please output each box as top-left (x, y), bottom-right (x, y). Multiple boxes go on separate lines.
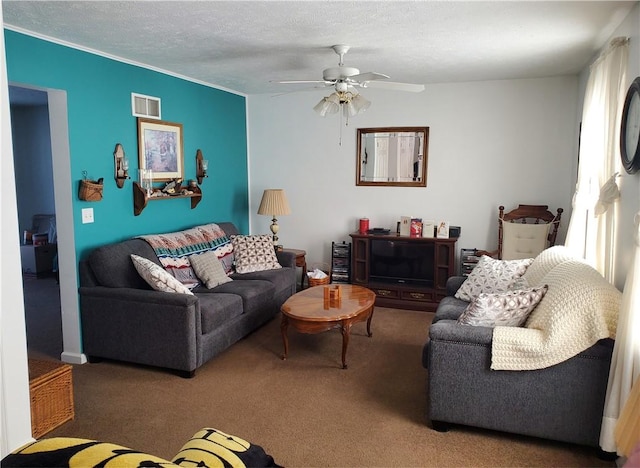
top-left (133, 181), bottom-right (202, 216)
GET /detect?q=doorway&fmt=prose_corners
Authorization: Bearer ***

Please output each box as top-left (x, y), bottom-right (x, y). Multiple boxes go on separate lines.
top-left (9, 85), bottom-right (62, 360)
top-left (9, 84), bottom-right (84, 364)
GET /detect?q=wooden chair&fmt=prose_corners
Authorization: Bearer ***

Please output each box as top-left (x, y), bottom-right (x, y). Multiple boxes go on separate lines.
top-left (477, 204), bottom-right (563, 260)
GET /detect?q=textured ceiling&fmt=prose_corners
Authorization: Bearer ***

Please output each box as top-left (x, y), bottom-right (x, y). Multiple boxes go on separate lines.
top-left (2, 1), bottom-right (637, 96)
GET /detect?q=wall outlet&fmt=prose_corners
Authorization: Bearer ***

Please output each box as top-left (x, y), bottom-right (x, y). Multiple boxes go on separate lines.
top-left (81, 208), bottom-right (94, 224)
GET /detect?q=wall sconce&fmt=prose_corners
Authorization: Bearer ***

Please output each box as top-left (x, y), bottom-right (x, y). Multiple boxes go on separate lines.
top-left (114, 143), bottom-right (130, 188)
top-left (196, 149), bottom-right (209, 184)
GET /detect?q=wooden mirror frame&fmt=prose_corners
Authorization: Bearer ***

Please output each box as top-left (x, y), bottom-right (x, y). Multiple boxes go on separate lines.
top-left (356, 126), bottom-right (429, 187)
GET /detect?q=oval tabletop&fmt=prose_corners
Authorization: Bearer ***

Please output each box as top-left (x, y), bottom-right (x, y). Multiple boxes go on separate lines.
top-left (281, 284), bottom-right (375, 322)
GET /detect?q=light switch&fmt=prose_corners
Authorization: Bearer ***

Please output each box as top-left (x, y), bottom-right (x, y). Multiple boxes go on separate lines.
top-left (81, 208), bottom-right (94, 224)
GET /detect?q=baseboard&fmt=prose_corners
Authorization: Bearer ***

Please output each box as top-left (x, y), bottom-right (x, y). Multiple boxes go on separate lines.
top-left (61, 351), bottom-right (87, 365)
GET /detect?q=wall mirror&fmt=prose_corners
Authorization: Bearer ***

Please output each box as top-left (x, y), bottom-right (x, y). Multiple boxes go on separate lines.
top-left (356, 126), bottom-right (429, 187)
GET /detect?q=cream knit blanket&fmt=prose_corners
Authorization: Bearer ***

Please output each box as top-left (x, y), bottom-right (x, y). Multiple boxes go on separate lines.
top-left (491, 259), bottom-right (620, 370)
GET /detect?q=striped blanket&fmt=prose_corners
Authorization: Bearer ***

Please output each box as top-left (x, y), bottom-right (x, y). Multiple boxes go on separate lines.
top-left (138, 223), bottom-right (234, 287)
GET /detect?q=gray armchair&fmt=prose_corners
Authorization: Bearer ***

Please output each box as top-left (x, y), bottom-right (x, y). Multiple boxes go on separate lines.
top-left (423, 275), bottom-right (614, 450)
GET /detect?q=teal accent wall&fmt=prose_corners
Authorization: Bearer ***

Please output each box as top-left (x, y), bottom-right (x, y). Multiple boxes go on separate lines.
top-left (5, 30), bottom-right (249, 260)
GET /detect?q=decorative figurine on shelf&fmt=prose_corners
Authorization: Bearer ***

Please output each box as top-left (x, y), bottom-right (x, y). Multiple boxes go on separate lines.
top-left (161, 178), bottom-right (182, 195)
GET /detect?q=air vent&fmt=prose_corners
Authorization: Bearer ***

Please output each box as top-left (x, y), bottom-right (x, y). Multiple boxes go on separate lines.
top-left (131, 93), bottom-right (161, 119)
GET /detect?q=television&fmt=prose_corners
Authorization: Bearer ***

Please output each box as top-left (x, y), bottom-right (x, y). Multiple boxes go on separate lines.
top-left (369, 239), bottom-right (435, 286)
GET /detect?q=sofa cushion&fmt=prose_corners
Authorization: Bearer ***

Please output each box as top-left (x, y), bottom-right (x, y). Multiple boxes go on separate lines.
top-left (455, 255), bottom-right (533, 302)
top-left (522, 245), bottom-right (580, 286)
top-left (131, 254), bottom-right (194, 295)
top-left (232, 235), bottom-right (282, 274)
top-left (457, 285), bottom-right (548, 327)
top-left (202, 280), bottom-right (275, 316)
top-left (190, 251), bottom-right (233, 289)
top-left (230, 268), bottom-right (292, 296)
top-left (88, 239), bottom-right (157, 289)
top-left (197, 293), bottom-right (243, 334)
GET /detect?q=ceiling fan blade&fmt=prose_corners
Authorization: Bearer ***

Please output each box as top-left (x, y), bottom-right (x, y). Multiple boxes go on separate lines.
top-left (363, 81), bottom-right (425, 93)
top-left (271, 80), bottom-right (331, 85)
top-left (271, 85), bottom-right (332, 97)
top-left (350, 72), bottom-right (390, 82)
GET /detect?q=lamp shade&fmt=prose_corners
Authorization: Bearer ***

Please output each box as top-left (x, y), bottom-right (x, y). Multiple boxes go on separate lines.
top-left (314, 94), bottom-right (340, 116)
top-left (257, 189), bottom-right (291, 216)
top-left (351, 94), bottom-right (371, 114)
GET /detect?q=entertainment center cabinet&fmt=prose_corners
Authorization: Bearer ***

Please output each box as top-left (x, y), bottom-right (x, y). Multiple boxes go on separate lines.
top-left (349, 232), bottom-right (457, 311)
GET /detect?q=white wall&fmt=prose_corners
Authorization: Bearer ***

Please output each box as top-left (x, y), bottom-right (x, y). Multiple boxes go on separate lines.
top-left (248, 76), bottom-right (578, 268)
top-left (0, 6), bottom-right (33, 457)
top-left (608, 3), bottom-right (639, 290)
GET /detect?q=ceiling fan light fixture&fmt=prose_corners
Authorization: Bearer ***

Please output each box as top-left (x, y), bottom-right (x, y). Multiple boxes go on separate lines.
top-left (350, 93), bottom-right (371, 114)
top-left (314, 94), bottom-right (340, 116)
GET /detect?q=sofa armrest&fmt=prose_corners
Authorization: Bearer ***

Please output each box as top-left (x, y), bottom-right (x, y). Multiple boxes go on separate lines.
top-left (276, 250), bottom-right (296, 268)
top-left (423, 320), bottom-right (493, 369)
top-left (428, 320), bottom-right (494, 346)
top-left (446, 276), bottom-right (467, 296)
top-left (79, 286), bottom-right (201, 373)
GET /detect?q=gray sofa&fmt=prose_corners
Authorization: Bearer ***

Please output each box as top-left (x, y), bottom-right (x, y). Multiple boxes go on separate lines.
top-left (422, 247), bottom-right (618, 450)
top-left (79, 222), bottom-right (296, 377)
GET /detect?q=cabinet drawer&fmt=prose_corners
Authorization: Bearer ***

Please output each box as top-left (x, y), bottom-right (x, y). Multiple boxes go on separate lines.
top-left (400, 290), bottom-right (434, 302)
top-left (372, 287), bottom-right (399, 299)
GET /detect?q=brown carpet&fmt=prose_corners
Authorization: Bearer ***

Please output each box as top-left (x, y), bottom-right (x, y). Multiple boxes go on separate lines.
top-left (39, 306), bottom-right (613, 467)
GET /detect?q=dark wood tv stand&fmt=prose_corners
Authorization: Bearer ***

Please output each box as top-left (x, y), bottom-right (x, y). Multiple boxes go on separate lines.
top-left (349, 231), bottom-right (457, 312)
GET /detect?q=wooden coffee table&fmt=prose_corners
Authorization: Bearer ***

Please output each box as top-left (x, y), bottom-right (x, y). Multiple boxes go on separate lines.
top-left (280, 284), bottom-right (376, 369)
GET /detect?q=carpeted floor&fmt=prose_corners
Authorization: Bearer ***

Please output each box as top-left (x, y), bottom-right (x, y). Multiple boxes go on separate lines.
top-left (22, 274), bottom-right (63, 360)
top-left (35, 304), bottom-right (613, 467)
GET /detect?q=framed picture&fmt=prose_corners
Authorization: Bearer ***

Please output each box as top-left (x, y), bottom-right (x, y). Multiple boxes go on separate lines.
top-left (437, 221), bottom-right (450, 238)
top-left (137, 118), bottom-right (183, 181)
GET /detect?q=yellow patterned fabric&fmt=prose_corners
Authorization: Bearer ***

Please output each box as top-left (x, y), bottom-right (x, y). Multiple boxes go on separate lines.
top-left (491, 260), bottom-right (620, 370)
top-left (3, 428), bottom-right (280, 468)
top-left (2, 437), bottom-right (177, 467)
top-left (172, 427), bottom-right (279, 467)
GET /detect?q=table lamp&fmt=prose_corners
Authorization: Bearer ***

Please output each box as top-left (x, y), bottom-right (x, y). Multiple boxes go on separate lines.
top-left (257, 189), bottom-right (291, 246)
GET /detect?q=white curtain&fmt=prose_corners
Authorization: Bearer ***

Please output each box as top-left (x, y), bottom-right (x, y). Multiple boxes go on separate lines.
top-left (600, 212), bottom-right (640, 453)
top-left (565, 37), bottom-right (628, 283)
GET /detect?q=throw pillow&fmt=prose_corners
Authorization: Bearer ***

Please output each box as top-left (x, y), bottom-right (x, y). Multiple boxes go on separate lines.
top-left (212, 241), bottom-right (235, 275)
top-left (509, 276), bottom-right (530, 291)
top-left (457, 285), bottom-right (548, 327)
top-left (455, 255), bottom-right (533, 302)
top-left (131, 254), bottom-right (194, 295)
top-left (172, 427), bottom-right (279, 468)
top-left (189, 251), bottom-right (233, 289)
top-left (232, 235), bottom-right (282, 274)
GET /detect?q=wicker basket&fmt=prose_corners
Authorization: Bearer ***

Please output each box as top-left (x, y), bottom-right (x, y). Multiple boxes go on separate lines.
top-left (78, 177), bottom-right (104, 201)
top-left (28, 359), bottom-right (74, 438)
top-left (308, 263), bottom-right (331, 287)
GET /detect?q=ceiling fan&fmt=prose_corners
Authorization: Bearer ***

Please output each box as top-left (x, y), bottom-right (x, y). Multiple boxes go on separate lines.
top-left (274, 45), bottom-right (425, 119)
